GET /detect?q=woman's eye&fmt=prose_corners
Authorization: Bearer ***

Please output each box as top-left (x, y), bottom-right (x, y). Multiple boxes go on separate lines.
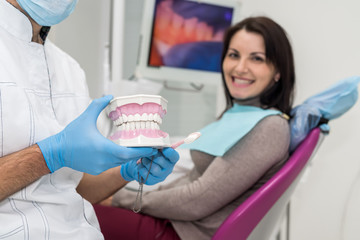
top-left (227, 52), bottom-right (239, 58)
top-left (251, 56), bottom-right (265, 62)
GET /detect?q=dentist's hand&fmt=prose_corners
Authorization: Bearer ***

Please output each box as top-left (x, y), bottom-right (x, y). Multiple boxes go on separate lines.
top-left (37, 95), bottom-right (157, 175)
top-left (120, 147), bottom-right (179, 185)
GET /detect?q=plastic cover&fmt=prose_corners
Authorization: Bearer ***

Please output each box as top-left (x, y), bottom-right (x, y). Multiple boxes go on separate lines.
top-left (289, 76), bottom-right (360, 152)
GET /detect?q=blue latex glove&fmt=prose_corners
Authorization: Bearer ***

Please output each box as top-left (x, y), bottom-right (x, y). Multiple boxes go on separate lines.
top-left (120, 147), bottom-right (180, 185)
top-left (37, 95), bottom-right (157, 175)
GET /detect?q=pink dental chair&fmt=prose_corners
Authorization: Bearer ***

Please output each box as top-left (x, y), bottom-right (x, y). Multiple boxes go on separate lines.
top-left (212, 127), bottom-right (324, 240)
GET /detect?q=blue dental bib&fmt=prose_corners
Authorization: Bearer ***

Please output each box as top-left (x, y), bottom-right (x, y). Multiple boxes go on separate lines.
top-left (181, 104), bottom-right (281, 156)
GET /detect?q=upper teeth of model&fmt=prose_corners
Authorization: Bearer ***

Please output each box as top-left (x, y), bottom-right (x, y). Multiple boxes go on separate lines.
top-left (114, 113), bottom-right (162, 130)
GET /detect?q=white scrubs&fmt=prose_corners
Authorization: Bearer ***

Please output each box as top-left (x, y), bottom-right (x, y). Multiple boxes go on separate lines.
top-left (0, 1), bottom-right (104, 239)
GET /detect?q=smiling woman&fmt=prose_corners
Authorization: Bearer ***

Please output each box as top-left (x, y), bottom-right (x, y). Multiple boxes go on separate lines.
top-left (220, 16), bottom-right (295, 116)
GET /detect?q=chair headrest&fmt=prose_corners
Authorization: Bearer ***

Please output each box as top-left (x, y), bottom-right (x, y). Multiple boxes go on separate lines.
top-left (289, 76), bottom-right (360, 152)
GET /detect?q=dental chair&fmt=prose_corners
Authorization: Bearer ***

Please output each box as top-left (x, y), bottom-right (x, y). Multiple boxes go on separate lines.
top-left (212, 127), bottom-right (324, 240)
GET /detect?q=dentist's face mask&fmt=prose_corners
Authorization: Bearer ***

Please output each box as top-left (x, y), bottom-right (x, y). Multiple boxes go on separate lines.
top-left (16, 0), bottom-right (78, 26)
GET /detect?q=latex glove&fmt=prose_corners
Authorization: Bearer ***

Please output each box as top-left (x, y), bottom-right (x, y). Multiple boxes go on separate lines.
top-left (120, 147), bottom-right (179, 185)
top-left (37, 95), bottom-right (157, 175)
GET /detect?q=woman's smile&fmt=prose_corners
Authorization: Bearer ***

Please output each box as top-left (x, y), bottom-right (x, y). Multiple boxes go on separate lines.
top-left (232, 76), bottom-right (254, 88)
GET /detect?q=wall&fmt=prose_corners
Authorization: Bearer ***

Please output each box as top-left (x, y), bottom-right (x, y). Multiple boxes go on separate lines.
top-left (51, 0), bottom-right (360, 239)
top-left (240, 0), bottom-right (360, 239)
top-left (50, 0), bottom-right (111, 98)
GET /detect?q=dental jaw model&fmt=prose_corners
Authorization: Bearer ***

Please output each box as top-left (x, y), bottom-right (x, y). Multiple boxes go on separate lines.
top-left (107, 94), bottom-right (170, 147)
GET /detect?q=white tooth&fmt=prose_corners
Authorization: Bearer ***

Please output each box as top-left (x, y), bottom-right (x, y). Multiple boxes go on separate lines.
top-left (146, 121), bottom-right (151, 129)
top-left (119, 116), bottom-right (123, 124)
top-left (155, 113), bottom-right (162, 124)
top-left (141, 113), bottom-right (148, 121)
top-left (128, 115), bottom-right (134, 122)
top-left (125, 123), bottom-right (130, 130)
top-left (156, 115), bottom-right (162, 124)
top-left (153, 113), bottom-right (159, 123)
top-left (150, 122), bottom-right (155, 129)
top-left (130, 122), bottom-right (135, 130)
top-left (149, 113), bottom-right (154, 121)
top-left (135, 121), bottom-right (141, 129)
top-left (134, 113), bottom-right (141, 121)
top-left (122, 114), bottom-right (128, 123)
top-left (114, 119), bottom-right (121, 126)
top-left (140, 121), bottom-right (146, 129)
top-left (155, 123), bottom-right (160, 130)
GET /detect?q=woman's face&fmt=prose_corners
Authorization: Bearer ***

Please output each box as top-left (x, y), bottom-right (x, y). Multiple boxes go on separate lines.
top-left (222, 29), bottom-right (279, 101)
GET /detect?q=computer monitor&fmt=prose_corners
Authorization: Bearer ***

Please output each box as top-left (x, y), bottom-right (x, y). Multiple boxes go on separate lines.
top-left (135, 0), bottom-right (241, 86)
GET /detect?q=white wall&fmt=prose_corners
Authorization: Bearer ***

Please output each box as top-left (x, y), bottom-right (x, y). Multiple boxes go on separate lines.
top-left (50, 0), bottom-right (111, 98)
top-left (239, 1), bottom-right (360, 239)
top-left (51, 0), bottom-right (360, 239)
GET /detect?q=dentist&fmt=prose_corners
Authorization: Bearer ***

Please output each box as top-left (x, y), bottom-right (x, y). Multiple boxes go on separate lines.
top-left (0, 0), bottom-right (179, 239)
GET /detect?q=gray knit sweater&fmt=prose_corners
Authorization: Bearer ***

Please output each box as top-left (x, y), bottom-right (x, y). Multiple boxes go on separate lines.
top-left (112, 114), bottom-right (290, 240)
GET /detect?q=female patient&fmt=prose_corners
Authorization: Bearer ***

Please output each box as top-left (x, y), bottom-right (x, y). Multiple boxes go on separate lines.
top-left (95, 16), bottom-right (295, 240)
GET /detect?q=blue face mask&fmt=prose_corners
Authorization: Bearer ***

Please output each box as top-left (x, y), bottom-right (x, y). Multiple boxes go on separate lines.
top-left (17, 0), bottom-right (78, 26)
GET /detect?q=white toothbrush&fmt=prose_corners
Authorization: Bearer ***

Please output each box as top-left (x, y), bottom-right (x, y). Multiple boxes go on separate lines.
top-left (136, 132), bottom-right (201, 164)
top-left (171, 132), bottom-right (201, 149)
